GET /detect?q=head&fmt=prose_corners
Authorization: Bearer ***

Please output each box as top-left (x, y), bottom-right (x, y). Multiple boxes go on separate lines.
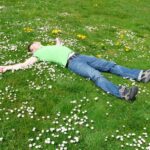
top-left (28, 41), bottom-right (42, 53)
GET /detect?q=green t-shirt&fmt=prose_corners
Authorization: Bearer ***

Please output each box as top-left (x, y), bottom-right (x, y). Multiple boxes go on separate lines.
top-left (33, 45), bottom-right (73, 67)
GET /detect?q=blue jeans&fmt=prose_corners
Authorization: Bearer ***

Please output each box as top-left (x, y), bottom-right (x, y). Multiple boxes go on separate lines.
top-left (67, 54), bottom-right (142, 98)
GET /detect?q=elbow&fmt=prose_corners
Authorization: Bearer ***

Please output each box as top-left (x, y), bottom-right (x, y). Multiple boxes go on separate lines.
top-left (15, 63), bottom-right (26, 70)
top-left (21, 63), bottom-right (29, 69)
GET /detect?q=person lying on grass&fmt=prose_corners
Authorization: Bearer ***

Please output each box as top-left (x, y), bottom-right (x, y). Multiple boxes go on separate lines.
top-left (0, 38), bottom-right (150, 101)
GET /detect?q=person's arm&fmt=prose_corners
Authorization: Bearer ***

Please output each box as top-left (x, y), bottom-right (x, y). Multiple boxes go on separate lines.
top-left (55, 38), bottom-right (64, 46)
top-left (0, 56), bottom-right (38, 73)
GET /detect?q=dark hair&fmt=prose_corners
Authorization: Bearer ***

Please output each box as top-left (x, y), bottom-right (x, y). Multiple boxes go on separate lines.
top-left (27, 42), bottom-right (34, 52)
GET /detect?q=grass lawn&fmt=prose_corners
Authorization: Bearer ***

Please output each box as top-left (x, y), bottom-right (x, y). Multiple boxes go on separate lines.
top-left (0, 0), bottom-right (150, 149)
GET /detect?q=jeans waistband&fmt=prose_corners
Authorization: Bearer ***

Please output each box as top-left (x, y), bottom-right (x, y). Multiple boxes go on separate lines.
top-left (66, 53), bottom-right (80, 68)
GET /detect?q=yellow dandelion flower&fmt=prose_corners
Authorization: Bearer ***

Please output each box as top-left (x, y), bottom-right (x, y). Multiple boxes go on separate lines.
top-left (77, 34), bottom-right (86, 40)
top-left (52, 29), bottom-right (62, 34)
top-left (23, 27), bottom-right (33, 33)
top-left (125, 46), bottom-right (130, 52)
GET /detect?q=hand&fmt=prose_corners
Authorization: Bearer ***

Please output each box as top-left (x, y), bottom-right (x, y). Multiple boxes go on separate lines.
top-left (55, 38), bottom-right (64, 46)
top-left (55, 37), bottom-right (61, 42)
top-left (0, 66), bottom-right (7, 73)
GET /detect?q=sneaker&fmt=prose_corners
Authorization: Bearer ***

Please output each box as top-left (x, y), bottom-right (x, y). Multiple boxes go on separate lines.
top-left (140, 69), bottom-right (150, 83)
top-left (119, 86), bottom-right (139, 101)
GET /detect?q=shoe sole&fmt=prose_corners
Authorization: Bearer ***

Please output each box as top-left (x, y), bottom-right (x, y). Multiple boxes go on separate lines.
top-left (142, 69), bottom-right (150, 83)
top-left (128, 86), bottom-right (139, 101)
top-left (144, 72), bottom-right (150, 83)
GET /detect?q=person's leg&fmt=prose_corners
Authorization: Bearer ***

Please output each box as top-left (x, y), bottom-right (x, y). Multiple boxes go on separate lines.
top-left (67, 56), bottom-right (122, 98)
top-left (80, 55), bottom-right (142, 80)
top-left (109, 65), bottom-right (142, 80)
top-left (76, 54), bottom-right (117, 72)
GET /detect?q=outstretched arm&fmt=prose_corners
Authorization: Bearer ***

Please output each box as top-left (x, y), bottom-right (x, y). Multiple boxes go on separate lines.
top-left (0, 56), bottom-right (38, 73)
top-left (55, 38), bottom-right (64, 46)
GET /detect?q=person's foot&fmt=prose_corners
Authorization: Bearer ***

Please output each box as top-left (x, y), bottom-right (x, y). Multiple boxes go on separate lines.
top-left (119, 86), bottom-right (139, 101)
top-left (140, 69), bottom-right (150, 83)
